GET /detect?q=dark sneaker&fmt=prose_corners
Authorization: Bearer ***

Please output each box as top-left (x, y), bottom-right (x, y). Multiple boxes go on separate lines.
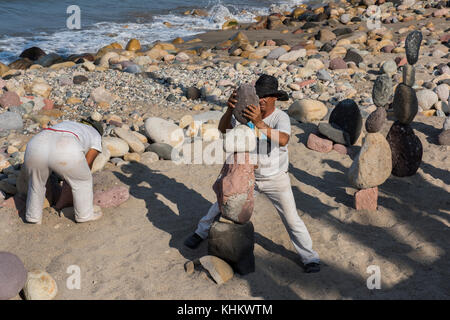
top-left (184, 233), bottom-right (204, 249)
top-left (304, 262), bottom-right (321, 273)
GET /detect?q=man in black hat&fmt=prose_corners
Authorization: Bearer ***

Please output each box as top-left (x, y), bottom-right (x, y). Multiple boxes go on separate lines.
top-left (184, 74), bottom-right (321, 273)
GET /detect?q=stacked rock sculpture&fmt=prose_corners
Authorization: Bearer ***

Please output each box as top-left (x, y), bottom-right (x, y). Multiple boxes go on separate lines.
top-left (347, 62), bottom-right (395, 210)
top-left (386, 31), bottom-right (423, 177)
top-left (208, 125), bottom-right (257, 275)
top-left (318, 99), bottom-right (363, 147)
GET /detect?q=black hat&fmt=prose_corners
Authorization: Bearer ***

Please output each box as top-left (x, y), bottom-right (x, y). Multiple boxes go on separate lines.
top-left (255, 74), bottom-right (289, 101)
top-left (80, 118), bottom-right (104, 137)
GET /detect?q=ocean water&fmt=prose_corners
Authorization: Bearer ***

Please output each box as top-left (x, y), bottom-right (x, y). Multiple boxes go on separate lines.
top-left (0, 0), bottom-right (306, 64)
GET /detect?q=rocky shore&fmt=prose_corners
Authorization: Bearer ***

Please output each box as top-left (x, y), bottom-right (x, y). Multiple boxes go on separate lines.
top-left (0, 0), bottom-right (449, 299)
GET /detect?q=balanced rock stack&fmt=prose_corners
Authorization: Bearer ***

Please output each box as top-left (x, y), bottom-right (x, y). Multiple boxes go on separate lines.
top-left (348, 107), bottom-right (392, 211)
top-left (347, 61), bottom-right (395, 211)
top-left (207, 124), bottom-right (257, 276)
top-left (308, 99), bottom-right (362, 154)
top-left (386, 31), bottom-right (423, 177)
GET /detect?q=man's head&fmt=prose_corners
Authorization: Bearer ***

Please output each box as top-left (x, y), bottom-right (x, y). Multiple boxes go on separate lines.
top-left (80, 118), bottom-right (104, 137)
top-left (254, 74), bottom-right (288, 113)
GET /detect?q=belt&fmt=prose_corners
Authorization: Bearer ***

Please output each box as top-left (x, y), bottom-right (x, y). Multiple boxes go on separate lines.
top-left (42, 128), bottom-right (80, 140)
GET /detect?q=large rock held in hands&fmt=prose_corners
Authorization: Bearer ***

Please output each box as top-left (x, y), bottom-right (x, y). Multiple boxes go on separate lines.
top-left (386, 121), bottom-right (423, 177)
top-left (213, 153), bottom-right (255, 224)
top-left (233, 84), bottom-right (259, 125)
top-left (329, 99), bottom-right (362, 145)
top-left (348, 132), bottom-right (392, 189)
top-left (208, 221), bottom-right (255, 275)
top-left (0, 252), bottom-right (27, 300)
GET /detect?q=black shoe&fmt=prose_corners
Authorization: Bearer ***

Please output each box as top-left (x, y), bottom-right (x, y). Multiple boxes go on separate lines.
top-left (184, 233), bottom-right (204, 249)
top-left (304, 262), bottom-right (320, 273)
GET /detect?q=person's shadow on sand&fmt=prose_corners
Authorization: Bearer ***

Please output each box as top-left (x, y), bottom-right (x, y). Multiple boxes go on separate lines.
top-left (113, 162), bottom-right (213, 261)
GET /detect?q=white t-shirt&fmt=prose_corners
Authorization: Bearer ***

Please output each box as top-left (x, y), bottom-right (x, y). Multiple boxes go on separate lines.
top-left (50, 121), bottom-right (102, 153)
top-left (232, 108), bottom-right (290, 178)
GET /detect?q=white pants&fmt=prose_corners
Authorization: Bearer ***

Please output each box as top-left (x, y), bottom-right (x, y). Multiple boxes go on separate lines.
top-left (24, 130), bottom-right (94, 223)
top-left (195, 171), bottom-right (320, 264)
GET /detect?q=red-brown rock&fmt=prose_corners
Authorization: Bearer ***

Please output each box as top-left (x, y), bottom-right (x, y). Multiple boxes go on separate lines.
top-left (307, 133), bottom-right (333, 153)
top-left (0, 91), bottom-right (21, 109)
top-left (93, 186), bottom-right (129, 208)
top-left (333, 144), bottom-right (347, 155)
top-left (42, 99), bottom-right (54, 110)
top-left (354, 187), bottom-right (378, 211)
top-left (213, 152), bottom-right (255, 224)
top-left (395, 57), bottom-right (407, 67)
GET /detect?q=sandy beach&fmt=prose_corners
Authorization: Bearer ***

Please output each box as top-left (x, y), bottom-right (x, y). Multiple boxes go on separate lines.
top-left (0, 0), bottom-right (449, 300)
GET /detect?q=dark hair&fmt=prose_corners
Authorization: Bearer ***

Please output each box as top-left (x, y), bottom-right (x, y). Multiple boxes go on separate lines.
top-left (80, 118), bottom-right (104, 136)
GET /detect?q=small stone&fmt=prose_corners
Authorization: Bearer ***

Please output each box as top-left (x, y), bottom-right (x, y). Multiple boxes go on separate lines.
top-left (438, 130), bottom-right (450, 146)
top-left (329, 57), bottom-right (347, 70)
top-left (90, 87), bottom-right (116, 105)
top-left (123, 153), bottom-right (141, 162)
top-left (146, 143), bottom-right (176, 160)
top-left (93, 186), bottom-right (129, 208)
top-left (333, 144), bottom-right (347, 155)
top-left (114, 127), bottom-right (145, 153)
top-left (382, 59), bottom-right (397, 75)
top-left (278, 49), bottom-right (306, 63)
top-left (354, 187), bottom-right (378, 211)
top-left (102, 137), bottom-right (129, 157)
top-left (126, 39), bottom-right (141, 51)
top-left (0, 252), bottom-right (27, 300)
top-left (23, 271), bottom-right (58, 300)
top-left (73, 75), bottom-right (88, 84)
top-left (307, 133), bottom-right (333, 153)
top-left (365, 107), bottom-right (386, 133)
top-left (199, 256), bottom-right (234, 285)
top-left (288, 99), bottom-right (328, 123)
top-left (266, 47), bottom-right (287, 60)
top-left (416, 89), bottom-right (438, 111)
top-left (435, 84), bottom-right (449, 102)
top-left (0, 112), bottom-right (23, 131)
top-left (372, 74), bottom-right (393, 108)
top-left (186, 87), bottom-right (201, 100)
top-left (344, 50), bottom-right (363, 65)
top-left (140, 152), bottom-right (159, 165)
top-left (0, 91), bottom-right (21, 109)
top-left (402, 64), bottom-right (415, 87)
top-left (405, 31), bottom-right (422, 65)
top-left (144, 117), bottom-right (184, 148)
